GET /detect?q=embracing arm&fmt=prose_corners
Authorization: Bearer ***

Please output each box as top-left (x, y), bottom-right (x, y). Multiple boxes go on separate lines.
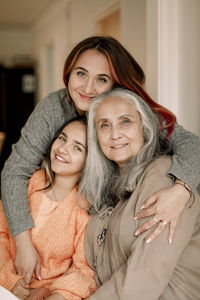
top-left (168, 124), bottom-right (200, 191)
top-left (134, 125), bottom-right (200, 242)
top-left (1, 89), bottom-right (70, 284)
top-left (1, 89), bottom-right (68, 236)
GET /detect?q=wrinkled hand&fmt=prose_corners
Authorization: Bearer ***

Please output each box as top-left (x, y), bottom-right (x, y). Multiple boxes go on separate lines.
top-left (11, 278), bottom-right (30, 299)
top-left (134, 182), bottom-right (191, 243)
top-left (14, 230), bottom-right (41, 284)
top-left (45, 293), bottom-right (65, 300)
top-left (26, 288), bottom-right (52, 300)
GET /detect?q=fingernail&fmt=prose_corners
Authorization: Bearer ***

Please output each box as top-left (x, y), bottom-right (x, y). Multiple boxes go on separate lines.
top-left (135, 231), bottom-right (139, 236)
top-left (37, 275), bottom-right (41, 281)
top-left (133, 216), bottom-right (138, 220)
top-left (140, 205), bottom-right (145, 209)
top-left (146, 238), bottom-right (151, 243)
top-left (169, 239), bottom-right (172, 244)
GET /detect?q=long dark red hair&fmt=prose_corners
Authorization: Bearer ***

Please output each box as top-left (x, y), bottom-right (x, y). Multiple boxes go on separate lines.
top-left (63, 36), bottom-right (176, 138)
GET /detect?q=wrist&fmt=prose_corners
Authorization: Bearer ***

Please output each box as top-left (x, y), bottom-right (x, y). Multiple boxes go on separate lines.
top-left (174, 180), bottom-right (195, 207)
top-left (14, 230), bottom-right (32, 247)
top-left (174, 180), bottom-right (192, 197)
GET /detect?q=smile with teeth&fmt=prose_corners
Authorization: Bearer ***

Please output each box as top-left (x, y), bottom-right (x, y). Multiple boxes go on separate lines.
top-left (111, 143), bottom-right (128, 149)
top-left (55, 154), bottom-right (69, 163)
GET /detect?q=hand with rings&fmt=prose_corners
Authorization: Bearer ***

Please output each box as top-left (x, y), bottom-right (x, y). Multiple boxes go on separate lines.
top-left (153, 216), bottom-right (168, 226)
top-left (134, 214), bottom-right (169, 244)
top-left (134, 183), bottom-right (190, 244)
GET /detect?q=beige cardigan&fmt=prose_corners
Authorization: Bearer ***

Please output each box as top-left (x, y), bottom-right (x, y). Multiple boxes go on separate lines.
top-left (85, 155), bottom-right (200, 300)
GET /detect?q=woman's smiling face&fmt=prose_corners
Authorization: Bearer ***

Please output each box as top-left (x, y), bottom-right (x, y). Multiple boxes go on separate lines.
top-left (95, 96), bottom-right (144, 170)
top-left (68, 49), bottom-right (113, 115)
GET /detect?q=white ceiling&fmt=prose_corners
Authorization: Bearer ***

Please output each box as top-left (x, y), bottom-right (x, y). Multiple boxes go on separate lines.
top-left (0, 0), bottom-right (52, 29)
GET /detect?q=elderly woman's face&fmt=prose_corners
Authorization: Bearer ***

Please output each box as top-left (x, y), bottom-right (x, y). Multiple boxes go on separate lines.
top-left (95, 96), bottom-right (144, 170)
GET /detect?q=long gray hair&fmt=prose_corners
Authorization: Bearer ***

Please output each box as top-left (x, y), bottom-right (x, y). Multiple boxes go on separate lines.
top-left (78, 88), bottom-right (171, 212)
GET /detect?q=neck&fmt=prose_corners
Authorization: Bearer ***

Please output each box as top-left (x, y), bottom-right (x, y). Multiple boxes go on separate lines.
top-left (47, 174), bottom-right (79, 202)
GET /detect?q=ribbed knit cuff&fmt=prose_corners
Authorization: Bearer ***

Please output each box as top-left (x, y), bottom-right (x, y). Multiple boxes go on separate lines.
top-left (0, 269), bottom-right (21, 291)
top-left (51, 289), bottom-right (80, 300)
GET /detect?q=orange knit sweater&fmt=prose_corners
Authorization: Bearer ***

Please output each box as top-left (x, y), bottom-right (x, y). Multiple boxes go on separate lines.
top-left (0, 169), bottom-right (97, 299)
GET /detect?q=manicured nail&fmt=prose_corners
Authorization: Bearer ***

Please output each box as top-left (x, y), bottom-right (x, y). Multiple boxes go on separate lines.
top-left (37, 275), bottom-right (41, 281)
top-left (146, 238), bottom-right (151, 243)
top-left (134, 216), bottom-right (138, 220)
top-left (169, 239), bottom-right (172, 244)
top-left (134, 231), bottom-right (139, 236)
top-left (140, 205), bottom-right (145, 209)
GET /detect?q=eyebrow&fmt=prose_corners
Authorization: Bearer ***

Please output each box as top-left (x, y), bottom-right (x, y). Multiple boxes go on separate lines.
top-left (60, 132), bottom-right (86, 149)
top-left (74, 67), bottom-right (112, 80)
top-left (97, 114), bottom-right (136, 124)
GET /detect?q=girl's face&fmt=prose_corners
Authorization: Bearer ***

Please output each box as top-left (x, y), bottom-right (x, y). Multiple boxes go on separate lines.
top-left (95, 97), bottom-right (144, 171)
top-left (50, 121), bottom-right (87, 177)
top-left (68, 49), bottom-right (114, 116)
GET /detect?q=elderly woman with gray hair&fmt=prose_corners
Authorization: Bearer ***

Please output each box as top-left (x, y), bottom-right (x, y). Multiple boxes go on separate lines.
top-left (79, 88), bottom-right (200, 300)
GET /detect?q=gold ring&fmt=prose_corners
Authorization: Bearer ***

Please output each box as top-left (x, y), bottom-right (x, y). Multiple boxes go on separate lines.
top-left (161, 220), bottom-right (168, 225)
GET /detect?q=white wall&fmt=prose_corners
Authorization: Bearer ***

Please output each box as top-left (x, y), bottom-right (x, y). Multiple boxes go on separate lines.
top-left (156, 0), bottom-right (200, 135)
top-left (121, 0), bottom-right (146, 78)
top-left (177, 0), bottom-right (200, 134)
top-left (30, 0), bottom-right (71, 101)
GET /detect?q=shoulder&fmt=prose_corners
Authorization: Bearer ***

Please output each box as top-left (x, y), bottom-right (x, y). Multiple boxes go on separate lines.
top-left (24, 88), bottom-right (71, 134)
top-left (35, 88), bottom-right (67, 111)
top-left (142, 155), bottom-right (172, 183)
top-left (28, 169), bottom-right (46, 195)
top-left (169, 124), bottom-right (200, 142)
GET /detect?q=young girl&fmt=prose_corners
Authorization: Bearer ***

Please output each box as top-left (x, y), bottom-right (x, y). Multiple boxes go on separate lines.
top-left (1, 35), bottom-right (200, 284)
top-left (0, 118), bottom-right (97, 300)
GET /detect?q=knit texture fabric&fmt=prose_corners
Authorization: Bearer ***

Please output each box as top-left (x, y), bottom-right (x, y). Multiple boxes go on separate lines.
top-left (0, 169), bottom-right (97, 299)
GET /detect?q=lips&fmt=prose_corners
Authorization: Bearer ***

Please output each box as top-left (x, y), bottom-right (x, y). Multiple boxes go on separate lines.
top-left (79, 93), bottom-right (95, 101)
top-left (111, 143), bottom-right (128, 149)
top-left (55, 154), bottom-right (69, 163)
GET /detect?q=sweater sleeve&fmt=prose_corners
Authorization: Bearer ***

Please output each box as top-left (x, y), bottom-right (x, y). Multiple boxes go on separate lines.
top-left (1, 89), bottom-right (71, 236)
top-left (88, 157), bottom-right (199, 300)
top-left (50, 209), bottom-right (97, 300)
top-left (168, 124), bottom-right (200, 191)
top-left (0, 203), bottom-right (21, 291)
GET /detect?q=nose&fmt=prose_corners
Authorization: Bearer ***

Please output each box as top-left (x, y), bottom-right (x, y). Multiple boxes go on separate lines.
top-left (110, 125), bottom-right (122, 140)
top-left (83, 78), bottom-right (95, 94)
top-left (59, 142), bottom-right (70, 155)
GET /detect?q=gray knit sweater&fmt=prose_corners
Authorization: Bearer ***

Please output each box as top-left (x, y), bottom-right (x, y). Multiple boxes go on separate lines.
top-left (1, 88), bottom-right (200, 236)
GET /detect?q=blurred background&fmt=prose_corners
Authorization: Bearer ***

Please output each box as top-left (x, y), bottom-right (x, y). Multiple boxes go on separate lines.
top-left (0, 0), bottom-right (200, 171)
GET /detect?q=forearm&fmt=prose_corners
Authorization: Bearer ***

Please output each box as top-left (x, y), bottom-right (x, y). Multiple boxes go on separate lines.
top-left (1, 98), bottom-right (53, 235)
top-left (1, 161), bottom-right (34, 236)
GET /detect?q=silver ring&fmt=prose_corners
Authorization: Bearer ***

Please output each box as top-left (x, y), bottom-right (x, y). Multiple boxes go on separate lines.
top-left (153, 216), bottom-right (159, 223)
top-left (161, 220), bottom-right (168, 225)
